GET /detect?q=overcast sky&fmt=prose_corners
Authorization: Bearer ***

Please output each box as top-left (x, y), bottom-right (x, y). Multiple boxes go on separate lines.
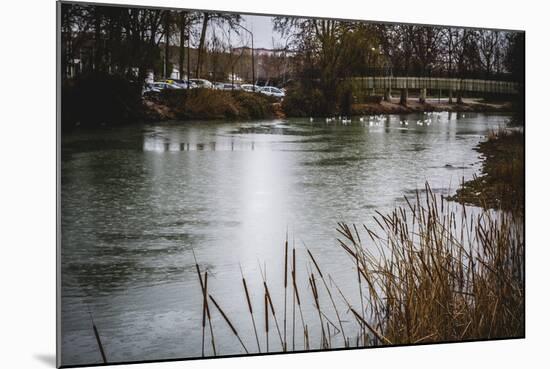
top-left (237, 15), bottom-right (286, 49)
top-left (205, 13), bottom-right (290, 50)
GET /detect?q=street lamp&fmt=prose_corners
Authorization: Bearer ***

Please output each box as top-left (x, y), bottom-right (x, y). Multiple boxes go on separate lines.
top-left (235, 23), bottom-right (255, 91)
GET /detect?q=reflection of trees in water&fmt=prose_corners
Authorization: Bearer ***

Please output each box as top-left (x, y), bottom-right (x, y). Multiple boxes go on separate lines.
top-left (63, 260), bottom-right (196, 293)
top-left (62, 140), bottom-right (215, 293)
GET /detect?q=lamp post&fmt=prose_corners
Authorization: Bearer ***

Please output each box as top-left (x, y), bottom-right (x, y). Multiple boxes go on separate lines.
top-left (371, 47), bottom-right (376, 95)
top-left (380, 50), bottom-right (392, 102)
top-left (427, 48), bottom-right (432, 100)
top-left (235, 23), bottom-right (255, 91)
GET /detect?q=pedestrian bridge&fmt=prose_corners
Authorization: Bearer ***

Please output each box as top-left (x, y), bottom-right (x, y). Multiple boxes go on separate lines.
top-left (353, 77), bottom-right (520, 94)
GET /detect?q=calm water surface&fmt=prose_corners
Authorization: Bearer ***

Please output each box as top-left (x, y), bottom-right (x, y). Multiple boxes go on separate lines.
top-left (61, 112), bottom-right (510, 365)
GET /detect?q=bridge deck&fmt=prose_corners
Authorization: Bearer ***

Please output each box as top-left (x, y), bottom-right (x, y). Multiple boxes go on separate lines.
top-left (353, 77), bottom-right (520, 94)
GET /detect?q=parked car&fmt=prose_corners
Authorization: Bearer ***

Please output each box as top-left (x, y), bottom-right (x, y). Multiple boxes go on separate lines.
top-left (259, 86), bottom-right (285, 98)
top-left (189, 78), bottom-right (213, 89)
top-left (142, 83), bottom-right (161, 95)
top-left (166, 79), bottom-right (196, 89)
top-left (241, 84), bottom-right (262, 93)
top-left (214, 82), bottom-right (241, 91)
top-left (156, 81), bottom-right (183, 90)
top-left (142, 81), bottom-right (183, 96)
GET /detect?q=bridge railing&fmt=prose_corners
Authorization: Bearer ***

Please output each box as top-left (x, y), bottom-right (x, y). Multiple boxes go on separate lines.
top-left (352, 77), bottom-right (520, 94)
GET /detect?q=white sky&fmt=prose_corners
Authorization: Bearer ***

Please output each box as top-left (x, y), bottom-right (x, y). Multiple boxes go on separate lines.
top-left (241, 15), bottom-right (283, 49)
top-left (203, 14), bottom-right (288, 50)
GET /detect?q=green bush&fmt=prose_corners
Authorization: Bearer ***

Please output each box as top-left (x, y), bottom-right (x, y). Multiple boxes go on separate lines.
top-left (62, 72), bottom-right (143, 130)
top-left (282, 86), bottom-right (325, 117)
top-left (283, 80), bottom-right (362, 117)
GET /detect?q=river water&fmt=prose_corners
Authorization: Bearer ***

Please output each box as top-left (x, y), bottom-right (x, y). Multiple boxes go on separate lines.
top-left (60, 112), bottom-right (510, 366)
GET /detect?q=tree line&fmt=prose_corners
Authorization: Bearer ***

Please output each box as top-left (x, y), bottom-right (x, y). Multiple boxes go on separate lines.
top-left (61, 3), bottom-right (524, 84)
top-left (60, 3), bottom-right (524, 118)
top-left (274, 17), bottom-right (523, 114)
top-left (60, 3), bottom-right (243, 82)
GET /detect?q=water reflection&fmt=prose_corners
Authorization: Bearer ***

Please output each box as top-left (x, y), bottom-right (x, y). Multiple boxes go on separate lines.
top-left (142, 132), bottom-right (258, 152)
top-left (61, 113), bottom-right (511, 366)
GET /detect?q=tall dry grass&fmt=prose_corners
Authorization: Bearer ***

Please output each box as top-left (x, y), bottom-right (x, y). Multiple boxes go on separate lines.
top-left (197, 183), bottom-right (524, 355)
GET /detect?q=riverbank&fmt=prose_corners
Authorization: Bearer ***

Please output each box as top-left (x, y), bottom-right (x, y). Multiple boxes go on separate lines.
top-left (61, 77), bottom-right (516, 129)
top-left (143, 89), bottom-right (279, 122)
top-left (61, 73), bottom-right (515, 129)
top-left (143, 95), bottom-right (513, 122)
top-left (449, 128), bottom-right (524, 211)
top-left (61, 77), bottom-right (280, 130)
top-left (351, 98), bottom-right (513, 116)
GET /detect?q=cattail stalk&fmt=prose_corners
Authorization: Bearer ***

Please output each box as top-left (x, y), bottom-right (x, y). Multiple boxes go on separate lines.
top-left (209, 294), bottom-right (249, 354)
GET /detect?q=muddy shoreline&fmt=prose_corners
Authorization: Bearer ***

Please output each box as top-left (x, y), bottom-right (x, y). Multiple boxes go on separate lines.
top-left (351, 98), bottom-right (513, 116)
top-left (144, 96), bottom-right (514, 122)
top-left (448, 128), bottom-right (524, 211)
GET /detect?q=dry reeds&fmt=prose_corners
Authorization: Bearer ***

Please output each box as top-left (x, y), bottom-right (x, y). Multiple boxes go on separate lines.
top-left (283, 232), bottom-right (289, 351)
top-left (192, 251), bottom-right (216, 356)
top-left (196, 183), bottom-right (524, 353)
top-left (89, 311), bottom-right (107, 364)
top-left (338, 183), bottom-right (524, 345)
top-left (240, 265), bottom-right (261, 353)
top-left (208, 294), bottom-right (249, 354)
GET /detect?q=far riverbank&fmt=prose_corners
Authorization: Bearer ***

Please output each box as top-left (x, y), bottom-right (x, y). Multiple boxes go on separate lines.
top-left (143, 92), bottom-right (514, 122)
top-left (61, 75), bottom-right (518, 130)
top-left (449, 127), bottom-right (524, 212)
top-left (351, 98), bottom-right (513, 116)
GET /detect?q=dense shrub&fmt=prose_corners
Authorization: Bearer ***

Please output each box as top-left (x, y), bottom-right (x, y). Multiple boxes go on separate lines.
top-left (61, 72), bottom-right (143, 130)
top-left (282, 80), bottom-right (360, 117)
top-left (281, 86), bottom-right (325, 117)
top-left (155, 89), bottom-right (275, 120)
top-left (233, 91), bottom-right (276, 119)
top-left (337, 81), bottom-right (353, 116)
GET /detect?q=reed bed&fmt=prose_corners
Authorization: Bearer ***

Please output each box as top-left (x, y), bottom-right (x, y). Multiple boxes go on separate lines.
top-left (196, 183), bottom-right (524, 355)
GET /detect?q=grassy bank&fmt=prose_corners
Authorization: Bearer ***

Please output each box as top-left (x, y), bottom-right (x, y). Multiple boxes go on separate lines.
top-left (61, 74), bottom-right (515, 128)
top-left (61, 74), bottom-right (279, 130)
top-left (449, 128), bottom-right (524, 212)
top-left (195, 184), bottom-right (524, 355)
top-left (143, 89), bottom-right (279, 121)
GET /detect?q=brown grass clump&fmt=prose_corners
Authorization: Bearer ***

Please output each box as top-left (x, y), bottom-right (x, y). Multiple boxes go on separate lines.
top-left (149, 89), bottom-right (276, 120)
top-left (337, 184), bottom-right (524, 345)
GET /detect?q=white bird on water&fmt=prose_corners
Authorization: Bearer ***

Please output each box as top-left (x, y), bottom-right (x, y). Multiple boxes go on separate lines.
top-left (310, 117), bottom-right (314, 122)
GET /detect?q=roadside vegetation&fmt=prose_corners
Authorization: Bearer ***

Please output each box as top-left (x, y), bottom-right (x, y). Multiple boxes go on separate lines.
top-left (144, 89), bottom-right (278, 121)
top-left (61, 72), bottom-right (145, 130)
top-left (61, 76), bottom-right (278, 130)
